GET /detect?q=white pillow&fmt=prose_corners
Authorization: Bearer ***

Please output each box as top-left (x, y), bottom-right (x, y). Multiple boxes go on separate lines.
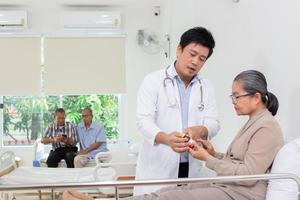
top-left (266, 139), bottom-right (300, 200)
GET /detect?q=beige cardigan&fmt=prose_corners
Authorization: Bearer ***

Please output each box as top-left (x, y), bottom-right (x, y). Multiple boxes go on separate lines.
top-left (206, 109), bottom-right (284, 200)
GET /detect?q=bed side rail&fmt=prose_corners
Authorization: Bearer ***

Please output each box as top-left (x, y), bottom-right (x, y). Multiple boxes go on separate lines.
top-left (0, 173), bottom-right (299, 200)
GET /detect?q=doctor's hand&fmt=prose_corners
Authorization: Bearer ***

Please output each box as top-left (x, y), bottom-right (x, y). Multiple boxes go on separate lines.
top-left (183, 125), bottom-right (208, 141)
top-left (189, 142), bottom-right (210, 161)
top-left (167, 132), bottom-right (190, 153)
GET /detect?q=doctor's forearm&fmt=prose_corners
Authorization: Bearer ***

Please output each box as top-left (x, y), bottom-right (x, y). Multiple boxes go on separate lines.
top-left (200, 126), bottom-right (208, 139)
top-left (192, 126), bottom-right (208, 140)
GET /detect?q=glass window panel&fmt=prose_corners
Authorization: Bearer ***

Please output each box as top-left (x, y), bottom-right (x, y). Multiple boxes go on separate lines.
top-left (3, 95), bottom-right (119, 146)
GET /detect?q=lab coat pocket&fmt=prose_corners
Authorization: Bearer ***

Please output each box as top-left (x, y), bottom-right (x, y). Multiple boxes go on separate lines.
top-left (148, 145), bottom-right (177, 179)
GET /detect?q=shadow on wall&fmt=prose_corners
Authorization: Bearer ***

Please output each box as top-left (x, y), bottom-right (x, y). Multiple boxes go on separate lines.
top-left (286, 87), bottom-right (300, 142)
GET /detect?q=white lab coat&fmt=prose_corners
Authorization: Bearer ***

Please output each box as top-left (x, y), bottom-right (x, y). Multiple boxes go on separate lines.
top-left (134, 63), bottom-right (220, 195)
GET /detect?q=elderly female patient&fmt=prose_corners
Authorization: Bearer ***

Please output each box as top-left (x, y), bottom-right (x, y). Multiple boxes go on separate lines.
top-left (63, 70), bottom-right (283, 200)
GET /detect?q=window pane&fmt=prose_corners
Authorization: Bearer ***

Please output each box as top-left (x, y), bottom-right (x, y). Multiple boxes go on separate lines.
top-left (63, 95), bottom-right (119, 139)
top-left (3, 95), bottom-right (119, 146)
top-left (3, 96), bottom-right (59, 146)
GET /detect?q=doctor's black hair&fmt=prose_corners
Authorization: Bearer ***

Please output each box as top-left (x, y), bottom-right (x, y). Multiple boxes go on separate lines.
top-left (179, 26), bottom-right (215, 59)
top-left (234, 70), bottom-right (279, 116)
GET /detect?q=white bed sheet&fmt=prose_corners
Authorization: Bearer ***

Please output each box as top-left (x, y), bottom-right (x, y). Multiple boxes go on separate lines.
top-left (0, 167), bottom-right (116, 184)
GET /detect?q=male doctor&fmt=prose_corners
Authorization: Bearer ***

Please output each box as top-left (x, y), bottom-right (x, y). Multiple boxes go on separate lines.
top-left (135, 27), bottom-right (220, 195)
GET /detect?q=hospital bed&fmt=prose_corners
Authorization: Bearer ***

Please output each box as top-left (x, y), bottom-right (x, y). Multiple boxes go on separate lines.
top-left (0, 149), bottom-right (137, 199)
top-left (0, 150), bottom-right (116, 199)
top-left (0, 173), bottom-right (299, 200)
top-left (1, 150), bottom-right (299, 200)
top-left (2, 139), bottom-right (299, 200)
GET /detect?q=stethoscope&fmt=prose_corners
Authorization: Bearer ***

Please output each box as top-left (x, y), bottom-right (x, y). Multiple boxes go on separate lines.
top-left (163, 65), bottom-right (204, 111)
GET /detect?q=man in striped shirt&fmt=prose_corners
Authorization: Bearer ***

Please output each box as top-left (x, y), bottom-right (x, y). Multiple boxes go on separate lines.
top-left (42, 108), bottom-right (78, 168)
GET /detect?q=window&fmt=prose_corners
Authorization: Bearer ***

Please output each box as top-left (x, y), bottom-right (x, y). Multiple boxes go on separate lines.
top-left (0, 36), bottom-right (125, 146)
top-left (3, 96), bottom-right (59, 145)
top-left (63, 95), bottom-right (119, 139)
top-left (2, 95), bottom-right (119, 146)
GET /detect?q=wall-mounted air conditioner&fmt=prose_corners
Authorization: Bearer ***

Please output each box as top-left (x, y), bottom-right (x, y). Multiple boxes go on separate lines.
top-left (0, 11), bottom-right (27, 30)
top-left (61, 11), bottom-right (121, 30)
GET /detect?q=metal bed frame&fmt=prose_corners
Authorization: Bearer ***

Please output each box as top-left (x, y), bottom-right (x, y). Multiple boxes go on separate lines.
top-left (1, 173), bottom-right (299, 200)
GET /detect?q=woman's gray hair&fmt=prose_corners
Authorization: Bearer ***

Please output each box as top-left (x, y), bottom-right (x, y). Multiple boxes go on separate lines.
top-left (234, 70), bottom-right (279, 116)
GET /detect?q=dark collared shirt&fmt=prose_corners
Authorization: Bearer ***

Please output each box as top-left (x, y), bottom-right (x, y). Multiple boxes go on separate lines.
top-left (44, 121), bottom-right (78, 150)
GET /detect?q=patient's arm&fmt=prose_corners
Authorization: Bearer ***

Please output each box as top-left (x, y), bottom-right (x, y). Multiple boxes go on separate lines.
top-left (214, 152), bottom-right (225, 159)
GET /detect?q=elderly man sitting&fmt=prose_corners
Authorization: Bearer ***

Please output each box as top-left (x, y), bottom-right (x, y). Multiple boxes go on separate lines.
top-left (74, 107), bottom-right (109, 168)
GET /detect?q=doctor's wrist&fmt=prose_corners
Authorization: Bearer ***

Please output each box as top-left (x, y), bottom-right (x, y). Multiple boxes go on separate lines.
top-left (155, 132), bottom-right (169, 145)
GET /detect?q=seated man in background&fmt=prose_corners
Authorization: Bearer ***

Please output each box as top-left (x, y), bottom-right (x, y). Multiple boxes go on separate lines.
top-left (74, 107), bottom-right (109, 168)
top-left (42, 108), bottom-right (78, 168)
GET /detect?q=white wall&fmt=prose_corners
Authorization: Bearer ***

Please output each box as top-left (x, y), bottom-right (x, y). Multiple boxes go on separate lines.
top-left (120, 4), bottom-right (165, 142)
top-left (162, 0), bottom-right (300, 151)
top-left (0, 2), bottom-right (164, 166)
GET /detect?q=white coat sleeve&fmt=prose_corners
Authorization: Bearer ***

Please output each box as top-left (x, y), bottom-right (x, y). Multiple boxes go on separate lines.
top-left (136, 74), bottom-right (162, 146)
top-left (203, 80), bottom-right (220, 139)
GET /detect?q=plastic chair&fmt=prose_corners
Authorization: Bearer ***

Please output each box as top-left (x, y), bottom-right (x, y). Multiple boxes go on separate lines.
top-left (32, 139), bottom-right (67, 168)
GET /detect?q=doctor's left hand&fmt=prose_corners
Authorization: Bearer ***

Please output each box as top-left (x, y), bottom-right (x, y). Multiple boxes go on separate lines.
top-left (183, 125), bottom-right (208, 140)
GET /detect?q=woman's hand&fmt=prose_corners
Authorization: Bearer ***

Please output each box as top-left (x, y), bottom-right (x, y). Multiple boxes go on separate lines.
top-left (197, 139), bottom-right (216, 157)
top-left (188, 142), bottom-right (210, 161)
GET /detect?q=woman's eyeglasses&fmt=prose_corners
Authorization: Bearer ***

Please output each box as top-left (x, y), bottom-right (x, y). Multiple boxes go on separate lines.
top-left (229, 93), bottom-right (252, 103)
